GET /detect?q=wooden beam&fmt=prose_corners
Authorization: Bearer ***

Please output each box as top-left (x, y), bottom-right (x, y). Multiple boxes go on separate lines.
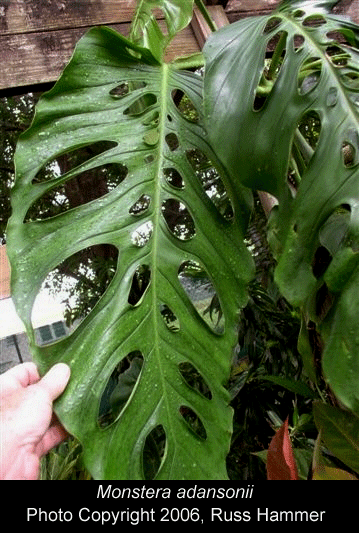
top-left (0, 0), bottom-right (138, 35)
top-left (225, 0), bottom-right (280, 18)
top-left (1, 0), bottom-right (358, 91)
top-left (1, 25), bottom-right (93, 90)
top-left (0, 19), bottom-right (199, 91)
top-left (225, 0), bottom-right (359, 23)
top-left (191, 5), bottom-right (229, 48)
top-left (342, 0), bottom-right (359, 23)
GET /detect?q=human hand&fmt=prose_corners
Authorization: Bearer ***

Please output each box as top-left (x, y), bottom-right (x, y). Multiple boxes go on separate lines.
top-left (0, 362), bottom-right (71, 480)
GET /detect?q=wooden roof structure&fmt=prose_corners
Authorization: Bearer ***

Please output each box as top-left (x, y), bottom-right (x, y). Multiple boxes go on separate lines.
top-left (1, 0), bottom-right (358, 94)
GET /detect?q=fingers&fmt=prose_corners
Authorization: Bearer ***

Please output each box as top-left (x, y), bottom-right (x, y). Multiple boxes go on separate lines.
top-left (39, 363), bottom-right (71, 402)
top-left (36, 418), bottom-right (69, 457)
top-left (0, 362), bottom-right (40, 395)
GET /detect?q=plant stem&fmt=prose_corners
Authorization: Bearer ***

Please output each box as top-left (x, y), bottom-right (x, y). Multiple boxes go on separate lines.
top-left (293, 128), bottom-right (314, 166)
top-left (266, 31), bottom-right (287, 81)
top-left (171, 52), bottom-right (205, 70)
top-left (194, 0), bottom-right (218, 32)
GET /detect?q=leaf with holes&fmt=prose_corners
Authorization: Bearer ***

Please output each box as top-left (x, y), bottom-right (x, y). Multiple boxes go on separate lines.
top-left (7, 22), bottom-right (254, 479)
top-left (204, 0), bottom-right (359, 414)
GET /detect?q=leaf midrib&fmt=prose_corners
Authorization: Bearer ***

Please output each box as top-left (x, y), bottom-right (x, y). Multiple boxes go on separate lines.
top-left (150, 63), bottom-right (174, 465)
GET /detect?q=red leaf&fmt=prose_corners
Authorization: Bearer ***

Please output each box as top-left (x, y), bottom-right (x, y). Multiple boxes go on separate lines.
top-left (267, 417), bottom-right (299, 480)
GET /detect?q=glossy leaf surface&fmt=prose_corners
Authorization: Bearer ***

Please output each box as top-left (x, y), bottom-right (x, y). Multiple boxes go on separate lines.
top-left (313, 401), bottom-right (359, 475)
top-left (204, 0), bottom-right (359, 414)
top-left (7, 24), bottom-right (254, 479)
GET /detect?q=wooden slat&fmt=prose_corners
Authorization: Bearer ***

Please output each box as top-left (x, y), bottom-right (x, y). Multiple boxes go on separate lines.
top-left (225, 0), bottom-right (280, 16)
top-left (344, 0), bottom-right (359, 23)
top-left (226, 0), bottom-right (359, 23)
top-left (0, 21), bottom-right (200, 90)
top-left (164, 24), bottom-right (200, 62)
top-left (1, 25), bottom-right (93, 90)
top-left (0, 0), bottom-right (226, 36)
top-left (0, 0), bottom-right (138, 35)
top-left (1, 0), bottom-right (358, 91)
top-left (191, 5), bottom-right (229, 48)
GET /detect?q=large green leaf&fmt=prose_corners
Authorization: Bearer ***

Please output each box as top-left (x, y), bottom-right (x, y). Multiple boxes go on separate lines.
top-left (7, 24), bottom-right (254, 479)
top-left (130, 0), bottom-right (195, 62)
top-left (313, 401), bottom-right (359, 475)
top-left (203, 0), bottom-right (359, 413)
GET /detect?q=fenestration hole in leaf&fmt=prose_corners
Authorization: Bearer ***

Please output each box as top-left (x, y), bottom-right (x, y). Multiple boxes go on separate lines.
top-left (302, 15), bottom-right (326, 28)
top-left (326, 30), bottom-right (354, 47)
top-left (160, 303), bottom-right (180, 332)
top-left (98, 351), bottom-right (144, 429)
top-left (144, 154), bottom-right (155, 164)
top-left (171, 89), bottom-right (200, 123)
top-left (179, 362), bottom-right (212, 400)
top-left (128, 264), bottom-right (151, 306)
top-left (293, 34), bottom-right (305, 52)
top-left (31, 140), bottom-right (118, 184)
top-left (131, 221), bottom-right (153, 247)
top-left (162, 199), bottom-right (196, 241)
top-left (315, 281), bottom-right (334, 320)
top-left (262, 17), bottom-right (282, 34)
top-left (123, 93), bottom-right (157, 116)
top-left (342, 142), bottom-right (356, 167)
top-left (297, 110), bottom-right (321, 152)
top-left (129, 194), bottom-right (151, 216)
top-left (25, 161), bottom-right (128, 222)
top-left (142, 425), bottom-right (166, 480)
top-left (165, 132), bottom-right (180, 151)
top-left (312, 246), bottom-right (333, 279)
top-left (298, 57), bottom-right (322, 95)
top-left (109, 80), bottom-right (146, 98)
top-left (253, 31), bottom-right (287, 111)
top-left (326, 45), bottom-right (349, 67)
top-left (178, 260), bottom-right (225, 334)
top-left (163, 167), bottom-right (185, 189)
top-left (266, 31), bottom-right (287, 55)
top-left (293, 9), bottom-right (305, 19)
top-left (31, 244), bottom-right (119, 340)
top-left (186, 149), bottom-right (234, 221)
top-left (179, 406), bottom-right (207, 440)
top-left (289, 110), bottom-right (321, 188)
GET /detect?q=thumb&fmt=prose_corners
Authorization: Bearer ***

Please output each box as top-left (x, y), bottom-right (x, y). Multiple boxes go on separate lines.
top-left (38, 363), bottom-right (71, 402)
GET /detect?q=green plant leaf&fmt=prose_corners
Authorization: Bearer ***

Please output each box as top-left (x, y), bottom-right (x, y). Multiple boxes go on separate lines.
top-left (278, 0), bottom-right (341, 13)
top-left (313, 466), bottom-right (358, 480)
top-left (7, 25), bottom-right (254, 480)
top-left (130, 0), bottom-right (195, 63)
top-left (313, 402), bottom-right (359, 475)
top-left (203, 0), bottom-right (359, 413)
top-left (258, 375), bottom-right (318, 399)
